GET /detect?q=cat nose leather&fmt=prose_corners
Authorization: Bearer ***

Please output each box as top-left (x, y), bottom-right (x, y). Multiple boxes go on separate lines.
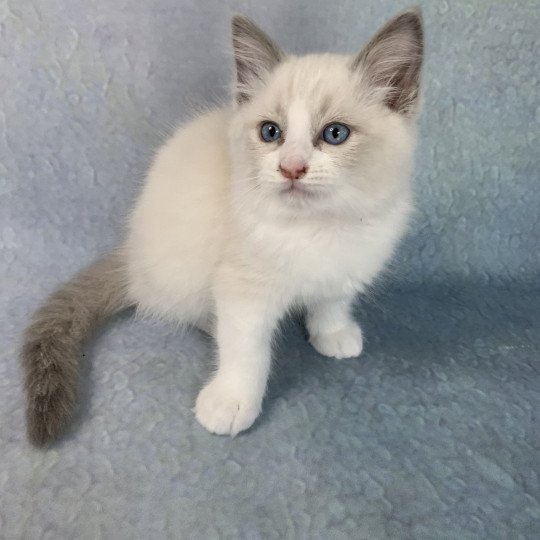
top-left (279, 156), bottom-right (308, 180)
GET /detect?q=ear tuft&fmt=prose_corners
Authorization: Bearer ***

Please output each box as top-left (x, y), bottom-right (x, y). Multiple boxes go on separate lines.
top-left (352, 8), bottom-right (424, 116)
top-left (231, 15), bottom-right (284, 104)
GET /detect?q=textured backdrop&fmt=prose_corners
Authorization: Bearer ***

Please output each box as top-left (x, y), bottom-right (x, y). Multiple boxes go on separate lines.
top-left (1, 0), bottom-right (539, 538)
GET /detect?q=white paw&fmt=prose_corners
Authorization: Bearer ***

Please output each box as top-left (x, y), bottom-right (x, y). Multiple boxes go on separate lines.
top-left (309, 322), bottom-right (364, 359)
top-left (194, 378), bottom-right (262, 436)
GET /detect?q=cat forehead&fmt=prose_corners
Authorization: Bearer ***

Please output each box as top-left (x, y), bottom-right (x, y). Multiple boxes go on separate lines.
top-left (262, 54), bottom-right (357, 112)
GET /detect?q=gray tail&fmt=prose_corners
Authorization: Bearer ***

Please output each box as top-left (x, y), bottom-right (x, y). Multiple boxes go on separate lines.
top-left (21, 251), bottom-right (132, 446)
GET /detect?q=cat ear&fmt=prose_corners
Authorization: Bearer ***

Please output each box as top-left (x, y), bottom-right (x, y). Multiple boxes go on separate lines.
top-left (231, 15), bottom-right (284, 104)
top-left (352, 8), bottom-right (424, 116)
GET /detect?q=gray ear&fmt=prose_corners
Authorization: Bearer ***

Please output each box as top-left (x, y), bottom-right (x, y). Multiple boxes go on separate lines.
top-left (352, 8), bottom-right (424, 115)
top-left (231, 15), bottom-right (284, 103)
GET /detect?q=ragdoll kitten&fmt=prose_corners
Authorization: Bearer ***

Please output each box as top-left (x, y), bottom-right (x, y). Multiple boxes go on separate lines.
top-left (22, 9), bottom-right (424, 445)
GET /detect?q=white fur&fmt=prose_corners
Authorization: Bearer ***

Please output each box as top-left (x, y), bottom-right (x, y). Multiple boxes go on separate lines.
top-left (125, 25), bottom-right (419, 435)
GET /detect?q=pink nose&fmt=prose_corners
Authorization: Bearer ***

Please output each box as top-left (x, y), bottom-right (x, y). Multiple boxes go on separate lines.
top-left (279, 156), bottom-right (308, 181)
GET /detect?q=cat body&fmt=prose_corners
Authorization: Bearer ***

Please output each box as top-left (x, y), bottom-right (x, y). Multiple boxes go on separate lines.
top-left (22, 10), bottom-right (424, 444)
top-left (127, 107), bottom-right (413, 325)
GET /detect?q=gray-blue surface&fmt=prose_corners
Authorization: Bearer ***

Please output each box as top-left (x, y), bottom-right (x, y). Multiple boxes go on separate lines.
top-left (2, 1), bottom-right (539, 538)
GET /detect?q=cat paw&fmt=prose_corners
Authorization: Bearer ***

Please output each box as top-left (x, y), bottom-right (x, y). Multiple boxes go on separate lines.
top-left (194, 379), bottom-right (262, 436)
top-left (309, 322), bottom-right (363, 359)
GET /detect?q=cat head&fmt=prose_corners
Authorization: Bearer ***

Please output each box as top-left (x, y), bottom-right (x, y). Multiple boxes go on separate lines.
top-left (228, 9), bottom-right (424, 221)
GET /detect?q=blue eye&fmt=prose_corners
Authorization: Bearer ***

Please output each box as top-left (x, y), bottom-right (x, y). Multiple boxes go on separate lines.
top-left (322, 123), bottom-right (350, 145)
top-left (260, 121), bottom-right (282, 142)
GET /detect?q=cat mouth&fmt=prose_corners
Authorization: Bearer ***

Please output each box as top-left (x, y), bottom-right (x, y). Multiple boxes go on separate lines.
top-left (279, 181), bottom-right (318, 199)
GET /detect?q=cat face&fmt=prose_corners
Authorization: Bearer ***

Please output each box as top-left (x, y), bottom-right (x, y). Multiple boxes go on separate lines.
top-left (229, 11), bottom-right (423, 219)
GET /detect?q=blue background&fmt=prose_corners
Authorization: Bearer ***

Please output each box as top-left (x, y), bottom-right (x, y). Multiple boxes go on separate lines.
top-left (2, 1), bottom-right (539, 538)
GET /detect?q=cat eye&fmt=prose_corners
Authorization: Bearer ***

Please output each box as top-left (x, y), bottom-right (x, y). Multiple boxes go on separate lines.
top-left (321, 123), bottom-right (350, 145)
top-left (260, 121), bottom-right (282, 143)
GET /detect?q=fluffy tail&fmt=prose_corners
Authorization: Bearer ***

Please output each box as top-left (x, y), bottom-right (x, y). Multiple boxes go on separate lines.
top-left (21, 251), bottom-right (132, 446)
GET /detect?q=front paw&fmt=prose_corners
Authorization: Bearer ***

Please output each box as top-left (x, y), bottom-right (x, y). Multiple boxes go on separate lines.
top-left (194, 378), bottom-right (262, 436)
top-left (309, 322), bottom-right (363, 359)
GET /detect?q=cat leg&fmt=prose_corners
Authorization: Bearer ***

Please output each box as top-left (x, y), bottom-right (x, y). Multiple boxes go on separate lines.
top-left (194, 288), bottom-right (280, 436)
top-left (306, 296), bottom-right (363, 360)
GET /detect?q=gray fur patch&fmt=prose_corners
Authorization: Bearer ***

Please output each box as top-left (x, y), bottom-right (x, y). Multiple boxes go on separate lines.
top-left (21, 251), bottom-right (132, 446)
top-left (231, 14), bottom-right (284, 103)
top-left (352, 8), bottom-right (424, 116)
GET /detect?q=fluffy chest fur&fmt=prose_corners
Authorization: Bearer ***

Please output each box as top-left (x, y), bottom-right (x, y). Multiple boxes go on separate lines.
top-left (231, 206), bottom-right (410, 302)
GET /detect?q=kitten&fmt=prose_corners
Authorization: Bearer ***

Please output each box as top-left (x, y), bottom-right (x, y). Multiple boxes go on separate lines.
top-left (22, 9), bottom-right (424, 445)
